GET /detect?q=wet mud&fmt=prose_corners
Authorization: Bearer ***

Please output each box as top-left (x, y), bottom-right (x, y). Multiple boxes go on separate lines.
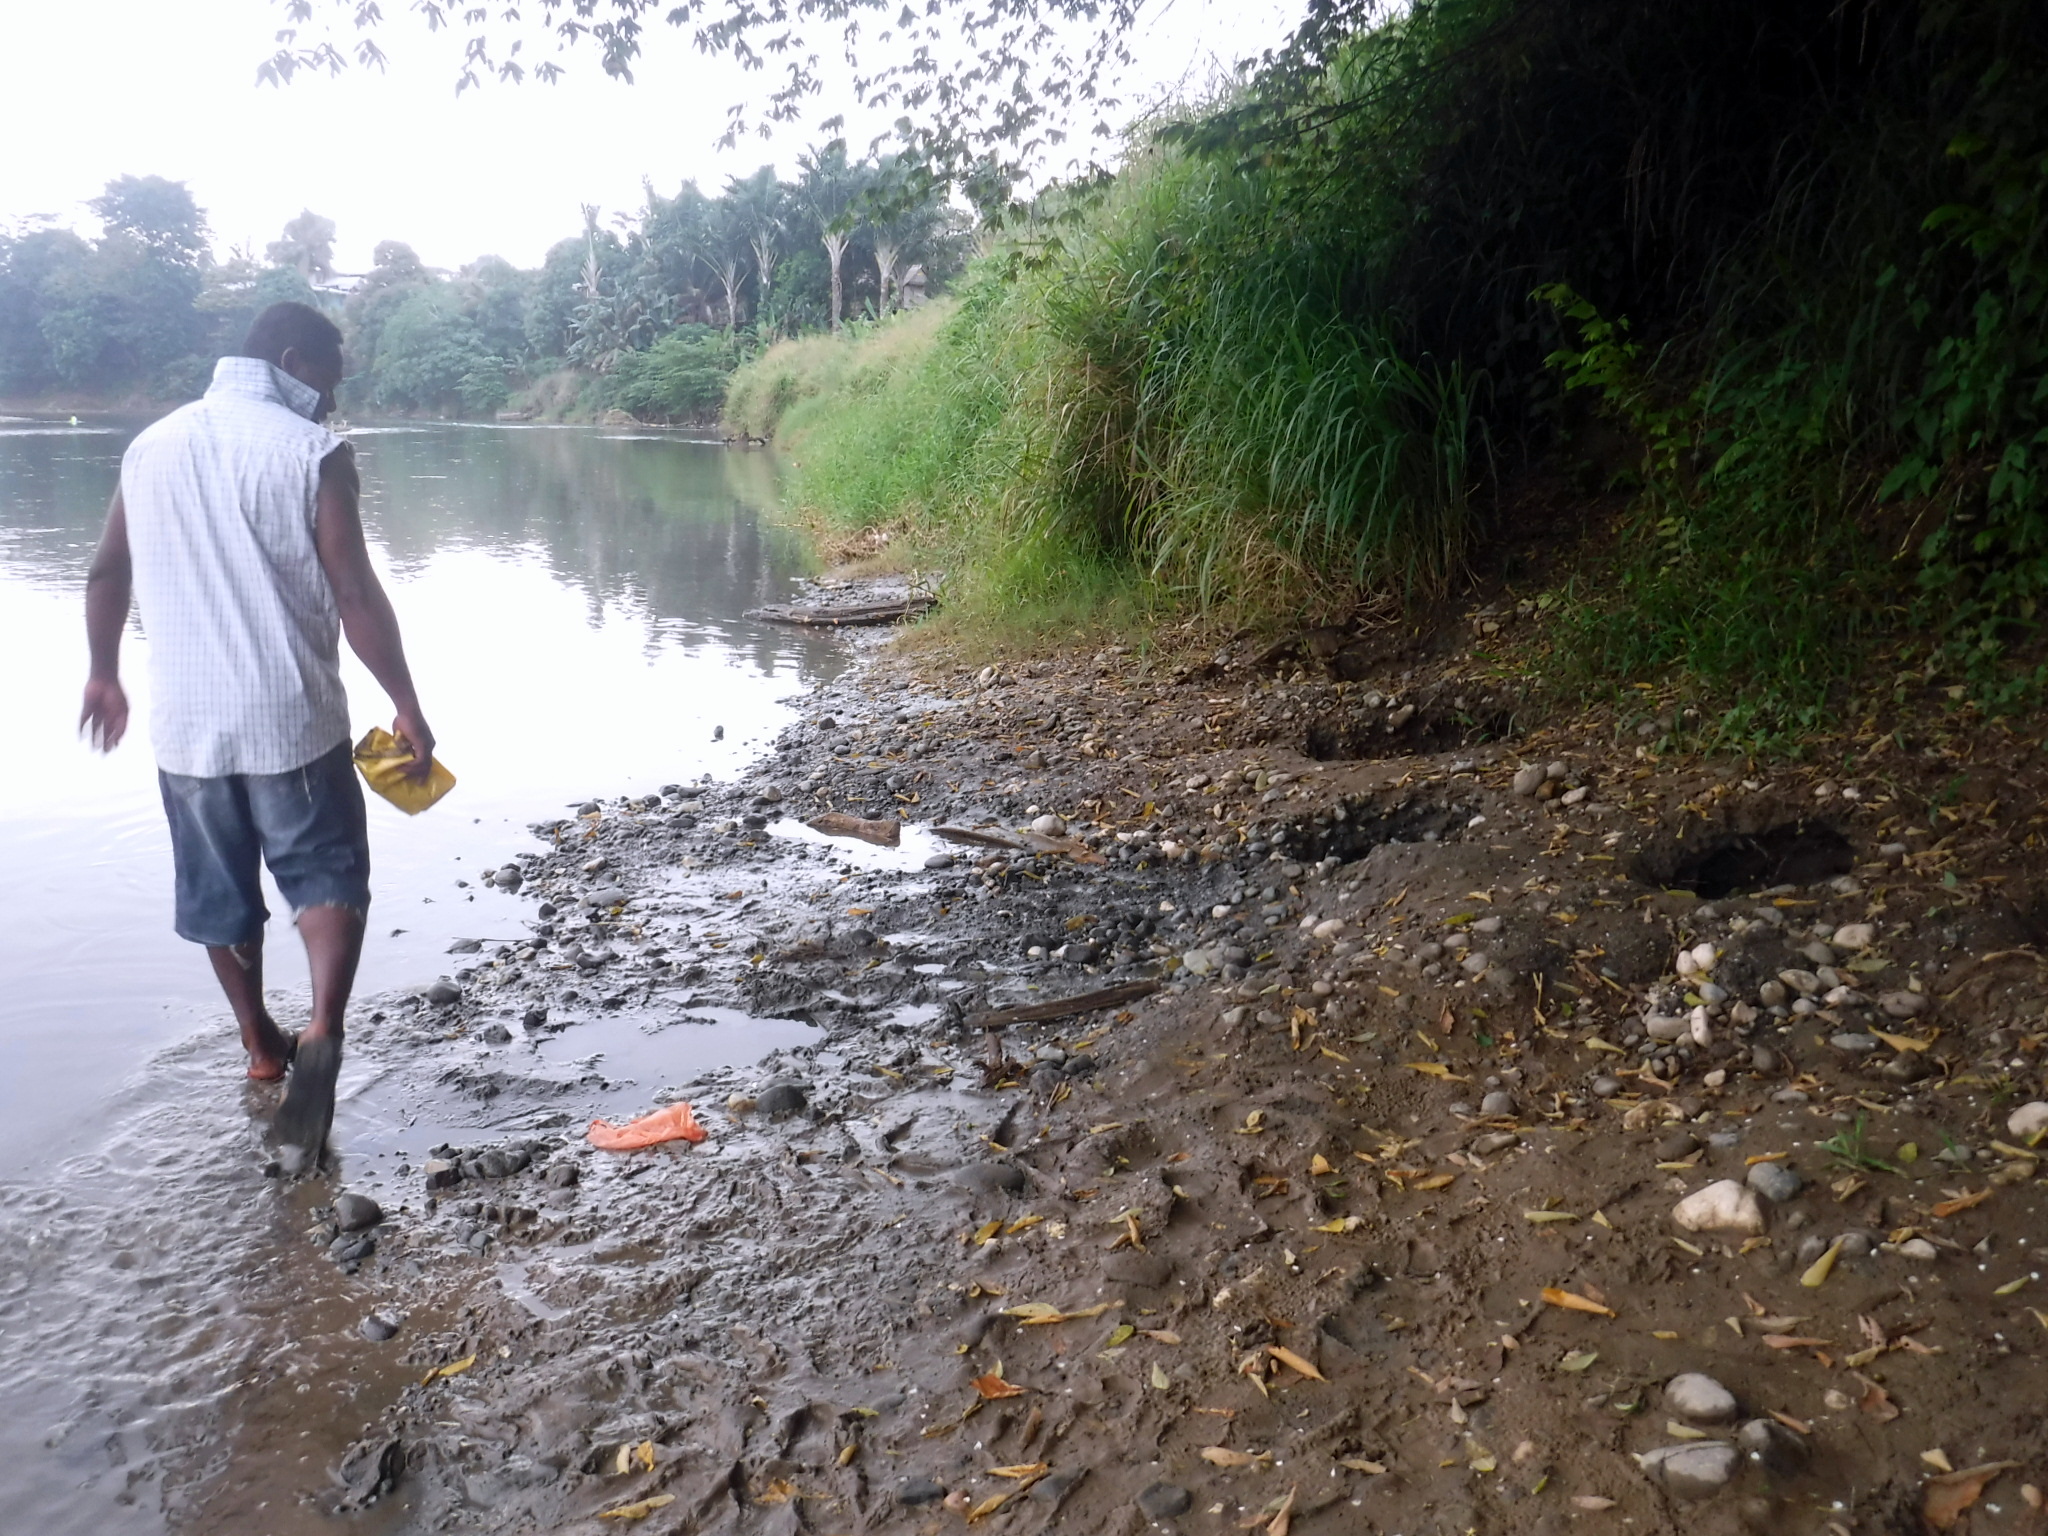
top-left (16, 584), bottom-right (2048, 1535)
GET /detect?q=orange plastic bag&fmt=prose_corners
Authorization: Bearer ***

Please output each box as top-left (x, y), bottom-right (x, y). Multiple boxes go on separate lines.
top-left (587, 1102), bottom-right (708, 1150)
top-left (352, 726), bottom-right (456, 815)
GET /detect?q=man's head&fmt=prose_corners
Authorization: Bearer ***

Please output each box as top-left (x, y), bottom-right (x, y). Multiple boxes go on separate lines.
top-left (240, 302), bottom-right (345, 420)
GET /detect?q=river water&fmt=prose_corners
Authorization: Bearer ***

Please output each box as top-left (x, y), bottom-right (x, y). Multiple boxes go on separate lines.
top-left (0, 417), bottom-right (841, 1531)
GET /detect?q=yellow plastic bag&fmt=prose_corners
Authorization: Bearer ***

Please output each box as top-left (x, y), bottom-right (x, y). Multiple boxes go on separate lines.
top-left (352, 726), bottom-right (456, 815)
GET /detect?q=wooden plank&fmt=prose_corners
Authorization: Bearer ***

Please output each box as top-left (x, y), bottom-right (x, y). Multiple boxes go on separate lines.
top-left (966, 980), bottom-right (1160, 1032)
top-left (744, 595), bottom-right (936, 628)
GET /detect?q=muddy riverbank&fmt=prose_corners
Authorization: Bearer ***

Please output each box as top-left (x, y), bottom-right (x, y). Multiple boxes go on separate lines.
top-left (195, 585), bottom-right (2048, 1533)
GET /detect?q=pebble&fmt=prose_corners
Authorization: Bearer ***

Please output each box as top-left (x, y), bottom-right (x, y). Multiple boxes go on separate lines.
top-left (359, 1312), bottom-right (401, 1342)
top-left (1758, 980), bottom-right (1788, 1008)
top-left (1137, 1483), bottom-right (1193, 1520)
top-left (1672, 1180), bottom-right (1766, 1236)
top-left (1460, 951), bottom-right (1491, 975)
top-left (1831, 923), bottom-right (1875, 950)
top-left (1737, 1418), bottom-right (1809, 1476)
top-left (1779, 968), bottom-right (1821, 995)
top-left (1472, 1131), bottom-right (1520, 1155)
top-left (1591, 1076), bottom-right (1622, 1098)
top-left (898, 1478), bottom-right (946, 1507)
top-left (1030, 813), bottom-right (1067, 837)
top-left (1829, 1032), bottom-right (1880, 1056)
top-left (1512, 764), bottom-right (1546, 796)
top-left (1666, 1372), bottom-right (1739, 1424)
top-left (1897, 1237), bottom-right (1939, 1261)
top-left (924, 853), bottom-right (955, 870)
top-left (423, 1158), bottom-right (459, 1191)
top-left (1180, 948), bottom-right (1219, 976)
top-left (1479, 1091), bottom-right (1517, 1117)
top-left (1645, 1014), bottom-right (1690, 1042)
top-left (1312, 918), bottom-right (1347, 940)
top-left (334, 1192), bottom-right (384, 1232)
top-left (1878, 989), bottom-right (1927, 1018)
top-left (2006, 1102), bottom-right (2048, 1142)
top-left (1746, 1161), bottom-right (1803, 1203)
top-left (425, 977), bottom-right (462, 1006)
top-left (1640, 1441), bottom-right (1739, 1498)
top-left (756, 1082), bottom-right (809, 1118)
top-left (544, 1162), bottom-right (579, 1188)
top-left (1797, 941), bottom-right (1835, 967)
top-left (1749, 1045), bottom-right (1777, 1073)
top-left (1029, 1468), bottom-right (1086, 1510)
top-left (1104, 1252), bottom-right (1174, 1287)
top-left (1655, 1130), bottom-right (1700, 1161)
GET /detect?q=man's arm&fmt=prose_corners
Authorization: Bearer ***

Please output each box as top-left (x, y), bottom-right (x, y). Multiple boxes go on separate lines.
top-left (80, 489), bottom-right (132, 751)
top-left (312, 444), bottom-right (436, 779)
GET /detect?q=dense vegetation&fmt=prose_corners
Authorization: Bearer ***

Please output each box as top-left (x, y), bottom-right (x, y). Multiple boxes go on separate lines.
top-left (0, 147), bottom-right (962, 421)
top-left (728, 0), bottom-right (2048, 740)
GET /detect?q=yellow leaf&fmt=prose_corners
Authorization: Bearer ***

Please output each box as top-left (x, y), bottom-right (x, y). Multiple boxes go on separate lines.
top-left (1872, 1029), bottom-right (1932, 1053)
top-left (1140, 1329), bottom-right (1183, 1345)
top-left (1002, 1302), bottom-right (1062, 1320)
top-left (837, 1443), bottom-right (858, 1466)
top-left (1994, 1276), bottom-right (2030, 1296)
top-left (1267, 1344), bottom-right (1326, 1381)
top-left (972, 1220), bottom-right (1002, 1245)
top-left (966, 1491), bottom-right (1013, 1521)
top-left (599, 1494), bottom-right (677, 1521)
top-left (1309, 1153), bottom-right (1336, 1176)
top-left (1523, 1210), bottom-right (1578, 1224)
top-left (1150, 1363), bottom-right (1171, 1390)
top-left (421, 1353), bottom-right (476, 1385)
top-left (1800, 1237), bottom-right (1846, 1289)
top-left (1403, 1062), bottom-right (1469, 1081)
top-left (1106, 1324), bottom-right (1135, 1347)
top-left (1313, 1216), bottom-right (1365, 1234)
top-left (1004, 1214), bottom-right (1045, 1235)
top-left (972, 1374), bottom-right (1028, 1400)
top-left (1931, 1187), bottom-right (1992, 1219)
top-left (990, 1463), bottom-right (1049, 1479)
top-left (1236, 1110), bottom-right (1267, 1135)
top-left (1540, 1287), bottom-right (1615, 1318)
top-left (1201, 1446), bottom-right (1269, 1468)
top-left (1339, 1458), bottom-right (1387, 1475)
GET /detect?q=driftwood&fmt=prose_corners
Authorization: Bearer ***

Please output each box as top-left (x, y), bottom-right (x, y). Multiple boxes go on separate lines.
top-left (932, 824), bottom-right (1104, 864)
top-left (965, 980), bottom-right (1161, 1033)
top-left (745, 594), bottom-right (936, 628)
top-left (805, 813), bottom-right (901, 847)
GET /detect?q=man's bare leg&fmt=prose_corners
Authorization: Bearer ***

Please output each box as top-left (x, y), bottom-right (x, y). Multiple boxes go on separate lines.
top-left (275, 903), bottom-right (363, 1160)
top-left (207, 937), bottom-right (294, 1080)
top-left (297, 903), bottom-right (364, 1046)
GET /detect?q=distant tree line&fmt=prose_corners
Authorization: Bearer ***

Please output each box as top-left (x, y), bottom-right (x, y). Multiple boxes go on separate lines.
top-left (0, 147), bottom-right (965, 420)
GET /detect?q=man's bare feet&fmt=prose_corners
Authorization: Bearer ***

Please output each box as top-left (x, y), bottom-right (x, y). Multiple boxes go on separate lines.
top-left (246, 1026), bottom-right (297, 1081)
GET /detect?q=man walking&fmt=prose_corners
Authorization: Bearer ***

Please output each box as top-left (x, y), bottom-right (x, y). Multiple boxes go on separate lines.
top-left (78, 301), bottom-right (434, 1161)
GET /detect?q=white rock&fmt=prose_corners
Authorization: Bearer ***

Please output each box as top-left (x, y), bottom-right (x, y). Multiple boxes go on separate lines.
top-left (1665, 1373), bottom-right (1739, 1424)
top-left (1879, 990), bottom-right (1928, 1019)
top-left (1831, 923), bottom-right (1876, 950)
top-left (1823, 985), bottom-right (1868, 1007)
top-left (1778, 968), bottom-right (1822, 996)
top-left (1546, 760), bottom-right (1569, 780)
top-left (1561, 785), bottom-right (1590, 805)
top-left (1757, 980), bottom-right (1788, 1008)
top-left (1460, 951), bottom-right (1491, 975)
top-left (1675, 951), bottom-right (1698, 978)
top-left (1313, 918), bottom-right (1347, 940)
top-left (1689, 1007), bottom-right (1713, 1047)
top-left (1180, 949), bottom-right (1218, 976)
top-left (1639, 1442), bottom-right (1739, 1499)
top-left (1690, 942), bottom-right (1717, 971)
top-left (1030, 813), bottom-right (1068, 838)
top-left (1897, 1237), bottom-right (1939, 1261)
top-left (1672, 1180), bottom-right (1766, 1236)
top-left (2006, 1102), bottom-right (2048, 1143)
top-left (1645, 1014), bottom-right (1691, 1042)
top-left (1512, 763), bottom-right (1545, 796)
top-left (1697, 981), bottom-right (1728, 1006)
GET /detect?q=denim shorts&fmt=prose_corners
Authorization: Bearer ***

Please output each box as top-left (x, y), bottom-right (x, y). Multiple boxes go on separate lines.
top-left (157, 739), bottom-right (372, 947)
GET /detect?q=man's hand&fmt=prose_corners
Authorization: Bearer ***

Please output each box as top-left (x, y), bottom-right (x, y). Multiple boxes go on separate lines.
top-left (392, 708), bottom-right (436, 782)
top-left (80, 676), bottom-right (130, 752)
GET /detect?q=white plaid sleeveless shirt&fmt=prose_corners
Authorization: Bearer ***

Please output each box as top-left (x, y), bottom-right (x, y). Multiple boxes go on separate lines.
top-left (121, 357), bottom-right (351, 777)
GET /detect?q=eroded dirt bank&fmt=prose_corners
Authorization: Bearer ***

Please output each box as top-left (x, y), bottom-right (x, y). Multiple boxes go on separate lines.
top-left (293, 595), bottom-right (2048, 1536)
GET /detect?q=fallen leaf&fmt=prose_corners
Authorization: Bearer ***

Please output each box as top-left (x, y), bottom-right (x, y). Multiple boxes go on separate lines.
top-left (1202, 1447), bottom-right (1271, 1468)
top-left (972, 1374), bottom-right (1028, 1400)
top-left (1572, 1495), bottom-right (1618, 1511)
top-left (1925, 1463), bottom-right (2020, 1530)
top-left (1106, 1324), bottom-right (1135, 1347)
top-left (1140, 1329), bottom-right (1183, 1345)
top-left (1559, 1349), bottom-right (1600, 1373)
top-left (1411, 1172), bottom-right (1457, 1191)
top-left (1403, 1062), bottom-right (1469, 1081)
top-left (1267, 1344), bottom-right (1327, 1381)
top-left (1762, 1335), bottom-right (1832, 1351)
top-left (1309, 1153), bottom-right (1336, 1176)
top-left (1855, 1374), bottom-right (1900, 1422)
top-left (966, 1491), bottom-right (1013, 1521)
top-left (972, 1219), bottom-right (1002, 1245)
top-left (1931, 1188), bottom-right (1992, 1219)
top-left (1524, 1210), bottom-right (1579, 1224)
top-left (613, 1440), bottom-right (655, 1474)
top-left (1265, 1484), bottom-right (1299, 1536)
top-left (1150, 1363), bottom-right (1172, 1390)
top-left (1800, 1238), bottom-right (1846, 1288)
top-left (1540, 1287), bottom-right (1616, 1318)
top-left (1872, 1029), bottom-right (1932, 1053)
top-left (421, 1354), bottom-right (476, 1384)
top-left (1922, 1449), bottom-right (1955, 1473)
top-left (1666, 1420), bottom-right (1710, 1441)
top-left (1004, 1214), bottom-right (1044, 1235)
top-left (1339, 1458), bottom-right (1386, 1474)
top-left (989, 1463), bottom-right (1049, 1478)
top-left (1313, 1215), bottom-right (1365, 1234)
top-left (599, 1494), bottom-right (677, 1521)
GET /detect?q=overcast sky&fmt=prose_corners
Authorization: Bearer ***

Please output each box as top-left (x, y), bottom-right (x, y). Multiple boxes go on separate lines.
top-left (0, 0), bottom-right (1301, 274)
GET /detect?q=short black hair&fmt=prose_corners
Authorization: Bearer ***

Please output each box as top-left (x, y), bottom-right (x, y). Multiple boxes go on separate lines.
top-left (240, 301), bottom-right (343, 370)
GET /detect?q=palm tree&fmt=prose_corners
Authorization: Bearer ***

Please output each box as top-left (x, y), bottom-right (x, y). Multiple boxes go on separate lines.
top-left (798, 141), bottom-right (864, 333)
